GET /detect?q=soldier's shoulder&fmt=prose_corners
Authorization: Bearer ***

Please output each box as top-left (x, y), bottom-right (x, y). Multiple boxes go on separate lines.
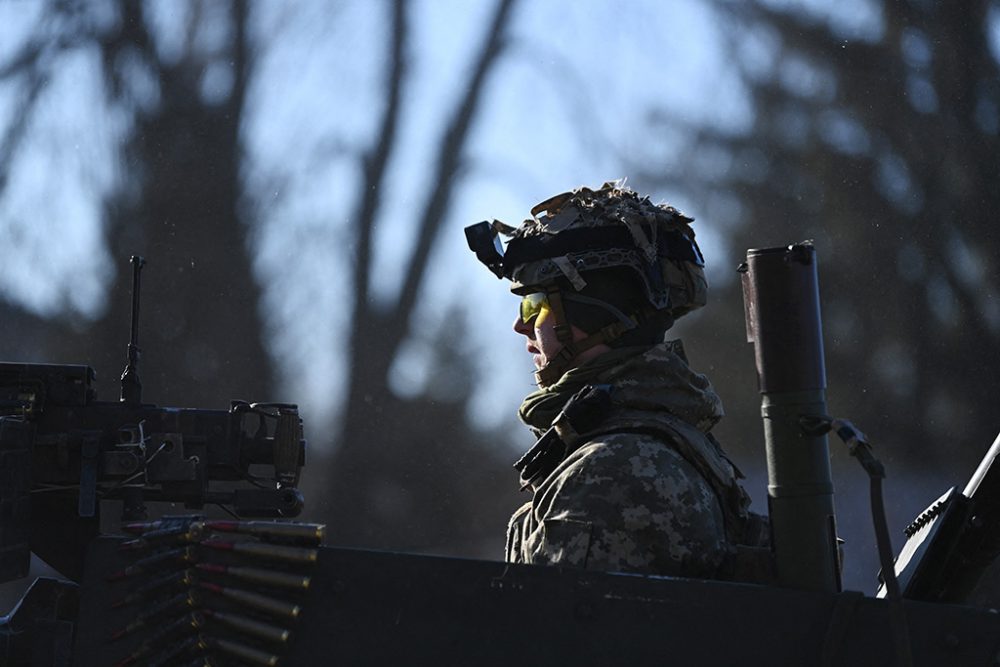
top-left (541, 431), bottom-right (722, 526)
top-left (548, 430), bottom-right (706, 495)
top-left (569, 430), bottom-right (688, 469)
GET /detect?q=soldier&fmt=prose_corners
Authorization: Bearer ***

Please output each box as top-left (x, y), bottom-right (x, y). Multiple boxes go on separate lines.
top-left (465, 181), bottom-right (766, 580)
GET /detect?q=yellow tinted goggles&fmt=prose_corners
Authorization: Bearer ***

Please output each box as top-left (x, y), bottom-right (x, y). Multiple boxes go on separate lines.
top-left (519, 292), bottom-right (551, 326)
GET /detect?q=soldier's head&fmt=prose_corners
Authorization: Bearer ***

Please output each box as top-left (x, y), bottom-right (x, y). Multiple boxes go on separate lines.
top-left (466, 180), bottom-right (707, 387)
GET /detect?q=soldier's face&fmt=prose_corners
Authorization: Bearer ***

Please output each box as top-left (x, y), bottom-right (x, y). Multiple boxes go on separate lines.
top-left (513, 298), bottom-right (561, 371)
top-left (513, 293), bottom-right (607, 377)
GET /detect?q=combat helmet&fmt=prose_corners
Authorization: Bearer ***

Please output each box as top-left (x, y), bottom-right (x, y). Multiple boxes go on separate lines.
top-left (465, 180), bottom-right (707, 385)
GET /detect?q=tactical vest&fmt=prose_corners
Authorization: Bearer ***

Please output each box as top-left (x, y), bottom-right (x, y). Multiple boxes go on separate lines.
top-left (551, 408), bottom-right (773, 583)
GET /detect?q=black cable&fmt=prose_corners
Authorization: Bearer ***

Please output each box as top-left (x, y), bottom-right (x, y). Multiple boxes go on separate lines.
top-left (801, 415), bottom-right (913, 667)
top-left (870, 472), bottom-right (913, 667)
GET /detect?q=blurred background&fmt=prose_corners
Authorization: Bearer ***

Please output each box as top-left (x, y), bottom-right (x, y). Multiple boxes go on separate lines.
top-left (0, 0), bottom-right (997, 596)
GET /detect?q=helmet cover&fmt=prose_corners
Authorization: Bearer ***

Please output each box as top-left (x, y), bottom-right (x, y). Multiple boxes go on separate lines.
top-left (498, 180), bottom-right (707, 320)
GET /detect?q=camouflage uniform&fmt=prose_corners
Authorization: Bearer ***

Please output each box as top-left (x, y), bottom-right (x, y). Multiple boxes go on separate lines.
top-left (505, 341), bottom-right (752, 578)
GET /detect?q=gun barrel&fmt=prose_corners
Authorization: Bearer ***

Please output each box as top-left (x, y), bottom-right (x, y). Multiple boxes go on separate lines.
top-left (129, 256), bottom-right (145, 346)
top-left (741, 243), bottom-right (840, 593)
top-left (963, 432), bottom-right (1000, 498)
top-left (120, 255), bottom-right (146, 405)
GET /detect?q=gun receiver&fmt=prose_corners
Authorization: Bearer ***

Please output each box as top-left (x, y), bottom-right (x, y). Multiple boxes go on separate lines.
top-left (883, 431), bottom-right (1000, 604)
top-left (0, 258), bottom-right (307, 583)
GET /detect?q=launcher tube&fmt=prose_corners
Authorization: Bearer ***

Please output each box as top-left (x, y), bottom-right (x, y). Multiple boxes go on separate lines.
top-left (741, 243), bottom-right (840, 593)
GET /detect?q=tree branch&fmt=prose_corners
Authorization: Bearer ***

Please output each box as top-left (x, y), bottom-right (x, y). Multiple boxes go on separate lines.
top-left (231, 0), bottom-right (252, 109)
top-left (0, 67), bottom-right (46, 198)
top-left (347, 0), bottom-right (409, 367)
top-left (99, 0), bottom-right (161, 106)
top-left (386, 0), bottom-right (518, 352)
top-left (0, 3), bottom-right (96, 197)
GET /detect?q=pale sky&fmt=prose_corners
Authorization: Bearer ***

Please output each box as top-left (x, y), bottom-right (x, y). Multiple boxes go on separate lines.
top-left (0, 0), bottom-right (897, 437)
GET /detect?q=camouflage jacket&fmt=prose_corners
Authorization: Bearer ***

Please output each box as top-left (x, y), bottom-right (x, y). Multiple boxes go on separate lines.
top-left (505, 341), bottom-right (753, 578)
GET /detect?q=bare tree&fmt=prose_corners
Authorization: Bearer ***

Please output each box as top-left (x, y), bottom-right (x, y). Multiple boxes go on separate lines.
top-left (0, 0), bottom-right (272, 408)
top-left (635, 0), bottom-right (1000, 474)
top-left (323, 0), bottom-right (523, 551)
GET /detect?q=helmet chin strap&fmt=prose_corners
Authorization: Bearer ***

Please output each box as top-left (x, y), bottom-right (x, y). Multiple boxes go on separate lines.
top-left (533, 291), bottom-right (652, 387)
top-left (534, 325), bottom-right (626, 386)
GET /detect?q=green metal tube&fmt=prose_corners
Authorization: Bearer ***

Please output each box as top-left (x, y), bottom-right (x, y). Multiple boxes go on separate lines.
top-left (741, 243), bottom-right (841, 593)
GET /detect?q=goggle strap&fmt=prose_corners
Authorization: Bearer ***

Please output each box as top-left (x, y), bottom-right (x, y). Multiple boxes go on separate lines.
top-left (544, 287), bottom-right (574, 343)
top-left (560, 291), bottom-right (636, 329)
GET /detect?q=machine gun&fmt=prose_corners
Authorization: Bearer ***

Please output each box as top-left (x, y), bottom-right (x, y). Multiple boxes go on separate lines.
top-left (880, 431), bottom-right (1000, 604)
top-left (0, 257), bottom-right (307, 583)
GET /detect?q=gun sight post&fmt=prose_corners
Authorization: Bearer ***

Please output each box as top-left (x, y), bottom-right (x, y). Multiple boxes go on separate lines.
top-left (120, 255), bottom-right (145, 405)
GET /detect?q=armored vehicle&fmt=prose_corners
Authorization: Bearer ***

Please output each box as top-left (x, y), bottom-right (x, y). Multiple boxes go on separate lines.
top-left (3, 248), bottom-right (1000, 666)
